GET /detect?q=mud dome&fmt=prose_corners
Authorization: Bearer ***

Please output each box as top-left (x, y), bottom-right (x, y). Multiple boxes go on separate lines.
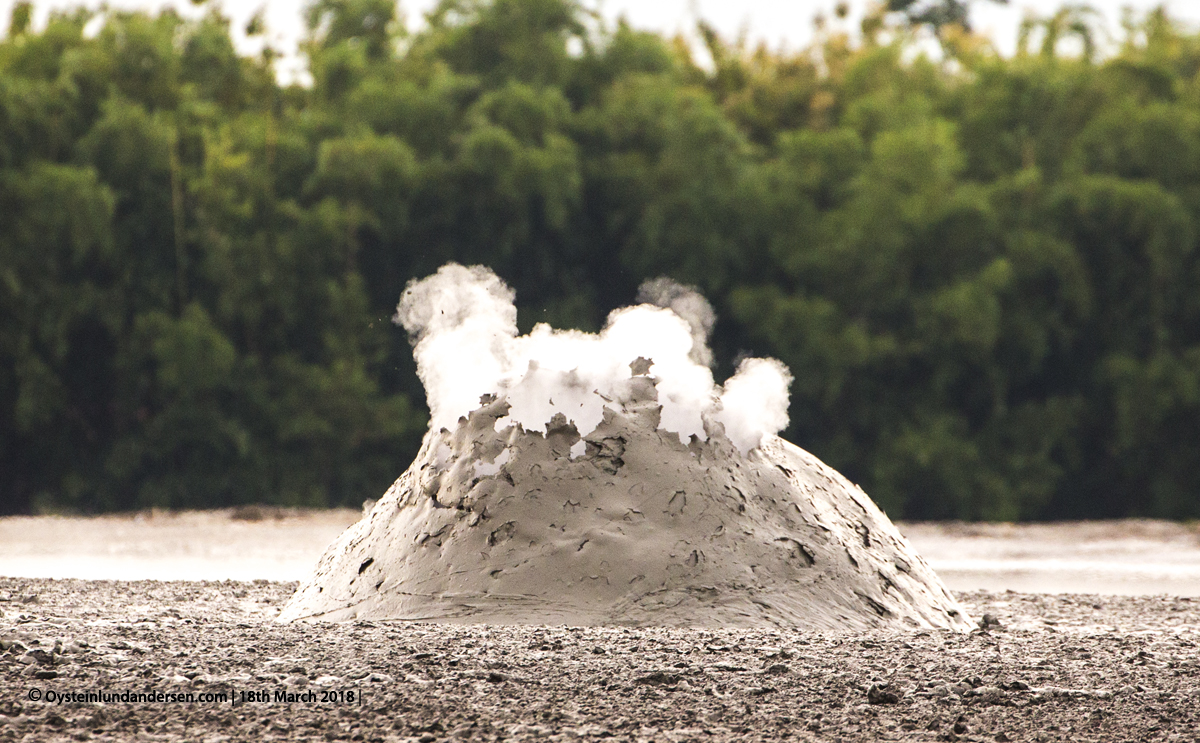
top-left (280, 374), bottom-right (972, 631)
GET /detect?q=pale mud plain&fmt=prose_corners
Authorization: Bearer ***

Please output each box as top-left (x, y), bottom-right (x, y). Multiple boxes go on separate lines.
top-left (2, 511), bottom-right (1199, 742)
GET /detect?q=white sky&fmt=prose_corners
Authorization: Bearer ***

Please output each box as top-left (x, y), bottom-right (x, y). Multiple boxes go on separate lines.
top-left (3, 0), bottom-right (1200, 83)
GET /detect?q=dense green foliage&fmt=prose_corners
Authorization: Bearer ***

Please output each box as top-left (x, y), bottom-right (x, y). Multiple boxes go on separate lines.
top-left (3, 0), bottom-right (1200, 519)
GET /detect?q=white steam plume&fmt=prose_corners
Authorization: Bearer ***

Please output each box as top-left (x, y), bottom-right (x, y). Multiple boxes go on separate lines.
top-left (715, 358), bottom-right (794, 453)
top-left (636, 277), bottom-right (716, 368)
top-left (394, 264), bottom-right (517, 431)
top-left (395, 263), bottom-right (792, 453)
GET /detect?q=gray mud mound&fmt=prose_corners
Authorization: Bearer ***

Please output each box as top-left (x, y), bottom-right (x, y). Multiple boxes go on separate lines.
top-left (280, 380), bottom-right (971, 631)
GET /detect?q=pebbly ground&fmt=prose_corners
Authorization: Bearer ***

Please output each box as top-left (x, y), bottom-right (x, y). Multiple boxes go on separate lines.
top-left (1, 578), bottom-right (1198, 742)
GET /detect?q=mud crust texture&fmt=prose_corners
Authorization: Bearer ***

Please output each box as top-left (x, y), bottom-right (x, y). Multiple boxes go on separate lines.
top-left (1, 577), bottom-right (1198, 742)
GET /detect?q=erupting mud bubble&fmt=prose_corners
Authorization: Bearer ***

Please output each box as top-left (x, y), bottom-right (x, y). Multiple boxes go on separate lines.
top-left (280, 265), bottom-right (972, 630)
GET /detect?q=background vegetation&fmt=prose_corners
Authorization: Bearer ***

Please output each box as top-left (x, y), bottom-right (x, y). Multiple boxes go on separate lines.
top-left (3, 0), bottom-right (1200, 520)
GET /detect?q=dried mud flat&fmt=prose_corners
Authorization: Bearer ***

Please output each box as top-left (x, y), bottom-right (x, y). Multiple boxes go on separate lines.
top-left (2, 579), bottom-right (1199, 742)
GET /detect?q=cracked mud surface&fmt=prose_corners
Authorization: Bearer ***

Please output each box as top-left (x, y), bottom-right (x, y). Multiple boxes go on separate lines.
top-left (2, 578), bottom-right (1198, 741)
top-left (285, 399), bottom-right (970, 631)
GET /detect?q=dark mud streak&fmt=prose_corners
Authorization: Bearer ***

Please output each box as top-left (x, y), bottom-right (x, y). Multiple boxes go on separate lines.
top-left (774, 537), bottom-right (816, 567)
top-left (856, 591), bottom-right (893, 618)
top-left (856, 523), bottom-right (871, 548)
top-left (487, 521), bottom-right (516, 547)
top-left (586, 436), bottom-right (626, 475)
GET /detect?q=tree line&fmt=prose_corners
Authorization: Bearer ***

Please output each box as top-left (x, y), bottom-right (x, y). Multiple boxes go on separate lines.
top-left (3, 0), bottom-right (1200, 520)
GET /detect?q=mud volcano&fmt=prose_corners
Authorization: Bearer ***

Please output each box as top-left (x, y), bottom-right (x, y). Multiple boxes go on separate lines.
top-left (281, 266), bottom-right (971, 631)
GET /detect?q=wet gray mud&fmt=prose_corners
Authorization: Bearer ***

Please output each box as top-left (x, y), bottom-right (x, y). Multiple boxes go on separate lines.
top-left (283, 398), bottom-right (970, 631)
top-left (2, 578), bottom-right (1198, 741)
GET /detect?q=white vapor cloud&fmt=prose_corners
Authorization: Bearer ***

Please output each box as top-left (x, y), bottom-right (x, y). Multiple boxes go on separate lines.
top-left (395, 263), bottom-right (792, 454)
